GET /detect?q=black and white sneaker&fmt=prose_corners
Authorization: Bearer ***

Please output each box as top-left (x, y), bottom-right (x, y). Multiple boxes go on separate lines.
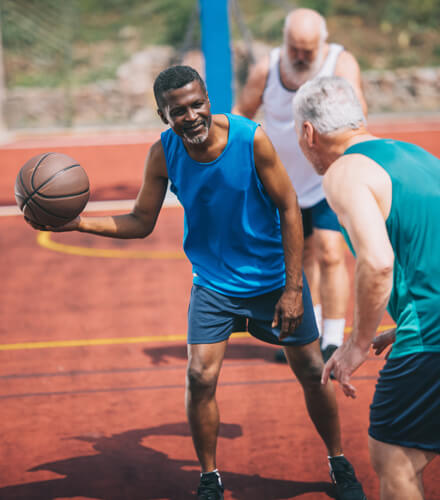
top-left (329, 456), bottom-right (367, 500)
top-left (197, 471), bottom-right (224, 500)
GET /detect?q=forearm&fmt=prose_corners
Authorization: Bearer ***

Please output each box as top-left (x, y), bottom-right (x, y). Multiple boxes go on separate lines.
top-left (352, 258), bottom-right (393, 350)
top-left (77, 212), bottom-right (153, 239)
top-left (280, 204), bottom-right (304, 291)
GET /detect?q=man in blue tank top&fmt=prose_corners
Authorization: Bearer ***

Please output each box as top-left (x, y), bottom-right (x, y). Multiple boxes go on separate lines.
top-left (293, 75), bottom-right (440, 500)
top-left (26, 66), bottom-right (365, 500)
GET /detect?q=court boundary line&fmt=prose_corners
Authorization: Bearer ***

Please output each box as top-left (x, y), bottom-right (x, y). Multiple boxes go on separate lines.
top-left (36, 231), bottom-right (186, 259)
top-left (0, 325), bottom-right (395, 351)
top-left (0, 375), bottom-right (382, 400)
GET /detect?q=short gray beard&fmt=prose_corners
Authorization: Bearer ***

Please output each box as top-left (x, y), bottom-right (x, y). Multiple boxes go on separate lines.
top-left (183, 126), bottom-right (209, 145)
top-left (280, 45), bottom-right (325, 88)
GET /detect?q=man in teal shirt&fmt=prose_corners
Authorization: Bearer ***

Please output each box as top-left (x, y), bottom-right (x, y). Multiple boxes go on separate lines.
top-left (293, 75), bottom-right (439, 500)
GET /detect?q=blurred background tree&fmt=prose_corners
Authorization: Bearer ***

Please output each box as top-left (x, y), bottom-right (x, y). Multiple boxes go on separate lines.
top-left (1, 0), bottom-right (439, 89)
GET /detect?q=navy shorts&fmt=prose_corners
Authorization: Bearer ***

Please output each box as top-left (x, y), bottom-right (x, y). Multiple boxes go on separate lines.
top-left (369, 352), bottom-right (440, 454)
top-left (301, 198), bottom-right (341, 239)
top-left (187, 275), bottom-right (319, 346)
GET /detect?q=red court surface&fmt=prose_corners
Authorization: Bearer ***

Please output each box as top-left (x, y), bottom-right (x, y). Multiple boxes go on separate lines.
top-left (1, 118), bottom-right (439, 499)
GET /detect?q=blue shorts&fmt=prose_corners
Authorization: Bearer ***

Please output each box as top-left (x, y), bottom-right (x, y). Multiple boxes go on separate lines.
top-left (369, 352), bottom-right (440, 454)
top-left (187, 275), bottom-right (319, 346)
top-left (301, 198), bottom-right (341, 239)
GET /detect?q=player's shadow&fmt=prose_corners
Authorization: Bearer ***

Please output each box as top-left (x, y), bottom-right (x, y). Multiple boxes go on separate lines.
top-left (0, 421), bottom-right (336, 500)
top-left (144, 342), bottom-right (280, 365)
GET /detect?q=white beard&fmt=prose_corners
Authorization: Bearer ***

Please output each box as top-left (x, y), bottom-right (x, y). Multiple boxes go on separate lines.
top-left (183, 126), bottom-right (209, 145)
top-left (280, 46), bottom-right (325, 89)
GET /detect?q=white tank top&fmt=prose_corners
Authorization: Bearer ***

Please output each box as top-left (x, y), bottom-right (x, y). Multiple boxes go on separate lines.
top-left (262, 44), bottom-right (343, 207)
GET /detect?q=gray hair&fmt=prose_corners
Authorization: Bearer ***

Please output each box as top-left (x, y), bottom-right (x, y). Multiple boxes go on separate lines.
top-left (293, 76), bottom-right (366, 134)
top-left (283, 10), bottom-right (328, 43)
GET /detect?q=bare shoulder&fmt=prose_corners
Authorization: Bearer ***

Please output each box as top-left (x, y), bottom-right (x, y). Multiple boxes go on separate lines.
top-left (145, 139), bottom-right (168, 178)
top-left (253, 124), bottom-right (273, 154)
top-left (335, 50), bottom-right (361, 74)
top-left (214, 113), bottom-right (230, 130)
top-left (323, 151), bottom-right (391, 209)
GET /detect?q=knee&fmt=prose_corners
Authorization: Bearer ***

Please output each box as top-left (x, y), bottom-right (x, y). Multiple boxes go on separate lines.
top-left (186, 365), bottom-right (219, 397)
top-left (317, 241), bottom-right (345, 269)
top-left (294, 356), bottom-right (324, 389)
top-left (369, 438), bottom-right (418, 486)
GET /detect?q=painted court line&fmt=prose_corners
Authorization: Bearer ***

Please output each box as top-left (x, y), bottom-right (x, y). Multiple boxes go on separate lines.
top-left (36, 231), bottom-right (186, 259)
top-left (0, 326), bottom-right (394, 351)
top-left (0, 375), bottom-right (381, 400)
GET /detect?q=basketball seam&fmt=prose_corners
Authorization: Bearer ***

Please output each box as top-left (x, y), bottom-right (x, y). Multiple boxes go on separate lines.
top-left (24, 197), bottom-right (73, 221)
top-left (21, 164), bottom-right (83, 208)
top-left (36, 188), bottom-right (89, 200)
top-left (30, 152), bottom-right (54, 191)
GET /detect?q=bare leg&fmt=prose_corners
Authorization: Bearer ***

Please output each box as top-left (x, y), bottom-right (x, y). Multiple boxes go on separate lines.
top-left (284, 339), bottom-right (342, 456)
top-left (303, 234), bottom-right (321, 306)
top-left (369, 436), bottom-right (438, 500)
top-left (186, 340), bottom-right (228, 472)
top-left (314, 229), bottom-right (349, 321)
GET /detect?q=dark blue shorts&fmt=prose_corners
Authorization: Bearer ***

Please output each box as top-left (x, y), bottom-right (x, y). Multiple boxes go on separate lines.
top-left (369, 352), bottom-right (440, 453)
top-left (187, 275), bottom-right (319, 346)
top-left (301, 198), bottom-right (341, 239)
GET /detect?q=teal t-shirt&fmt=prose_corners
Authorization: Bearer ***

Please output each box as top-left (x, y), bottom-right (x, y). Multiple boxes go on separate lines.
top-left (343, 139), bottom-right (440, 358)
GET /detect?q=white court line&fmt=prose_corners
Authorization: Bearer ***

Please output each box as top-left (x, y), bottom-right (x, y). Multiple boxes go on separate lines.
top-left (0, 190), bottom-right (180, 217)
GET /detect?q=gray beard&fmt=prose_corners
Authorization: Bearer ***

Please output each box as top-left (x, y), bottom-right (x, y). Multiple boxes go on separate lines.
top-left (280, 47), bottom-right (324, 89)
top-left (183, 126), bottom-right (209, 145)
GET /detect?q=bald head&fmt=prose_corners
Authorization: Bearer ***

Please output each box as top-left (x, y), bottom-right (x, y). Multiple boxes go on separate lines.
top-left (284, 8), bottom-right (328, 44)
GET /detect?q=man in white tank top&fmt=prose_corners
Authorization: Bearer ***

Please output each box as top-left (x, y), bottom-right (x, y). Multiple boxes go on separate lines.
top-left (233, 8), bottom-right (367, 364)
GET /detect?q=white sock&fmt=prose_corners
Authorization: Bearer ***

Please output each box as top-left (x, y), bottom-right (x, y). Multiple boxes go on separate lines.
top-left (321, 318), bottom-right (345, 349)
top-left (201, 469), bottom-right (220, 477)
top-left (313, 304), bottom-right (322, 335)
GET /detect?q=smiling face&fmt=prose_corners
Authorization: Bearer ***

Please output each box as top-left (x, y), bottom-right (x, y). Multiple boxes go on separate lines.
top-left (158, 80), bottom-right (212, 145)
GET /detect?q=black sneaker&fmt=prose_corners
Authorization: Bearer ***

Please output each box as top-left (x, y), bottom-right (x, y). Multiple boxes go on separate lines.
top-left (329, 456), bottom-right (367, 500)
top-left (274, 348), bottom-right (287, 363)
top-left (197, 471), bottom-right (224, 500)
top-left (321, 344), bottom-right (338, 380)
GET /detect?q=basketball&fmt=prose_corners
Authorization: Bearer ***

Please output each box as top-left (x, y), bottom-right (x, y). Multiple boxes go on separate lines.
top-left (15, 152), bottom-right (90, 227)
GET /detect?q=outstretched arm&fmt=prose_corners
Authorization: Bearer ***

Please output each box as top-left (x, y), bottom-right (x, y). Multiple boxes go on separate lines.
top-left (321, 154), bottom-right (394, 397)
top-left (253, 126), bottom-right (304, 338)
top-left (28, 140), bottom-right (169, 239)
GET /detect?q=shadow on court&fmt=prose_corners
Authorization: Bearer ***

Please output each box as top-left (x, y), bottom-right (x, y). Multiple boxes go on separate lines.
top-left (0, 421), bottom-right (336, 500)
top-left (143, 342), bottom-right (280, 365)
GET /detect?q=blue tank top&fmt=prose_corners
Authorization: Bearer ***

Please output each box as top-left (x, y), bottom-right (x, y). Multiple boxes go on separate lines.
top-left (343, 139), bottom-right (440, 358)
top-left (161, 114), bottom-right (285, 297)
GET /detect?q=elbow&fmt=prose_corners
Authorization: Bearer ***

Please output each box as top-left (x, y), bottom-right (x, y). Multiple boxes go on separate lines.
top-left (129, 212), bottom-right (155, 239)
top-left (135, 223), bottom-right (154, 239)
top-left (364, 253), bottom-right (394, 279)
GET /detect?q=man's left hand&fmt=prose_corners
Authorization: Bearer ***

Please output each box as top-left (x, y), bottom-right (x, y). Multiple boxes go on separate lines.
top-left (321, 336), bottom-right (369, 398)
top-left (272, 288), bottom-right (304, 340)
